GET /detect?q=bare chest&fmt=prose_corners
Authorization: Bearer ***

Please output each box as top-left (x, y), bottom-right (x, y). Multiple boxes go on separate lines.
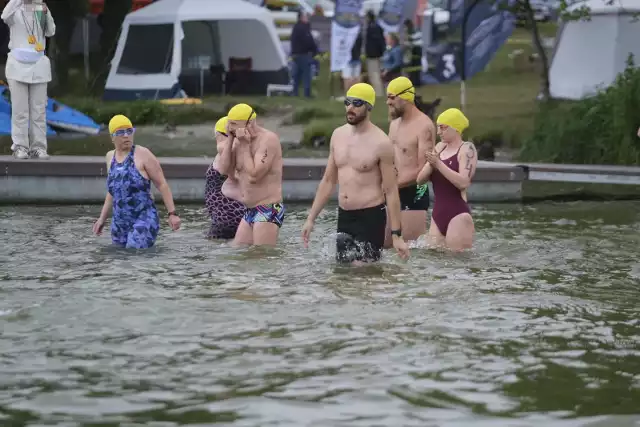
top-left (334, 143), bottom-right (378, 173)
top-left (392, 122), bottom-right (423, 155)
top-left (392, 133), bottom-right (419, 157)
top-left (234, 142), bottom-right (259, 171)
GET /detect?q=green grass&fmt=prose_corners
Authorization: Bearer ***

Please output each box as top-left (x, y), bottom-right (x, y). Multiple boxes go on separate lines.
top-left (0, 134), bottom-right (329, 158)
top-left (207, 23), bottom-right (557, 148)
top-left (11, 23), bottom-right (556, 156)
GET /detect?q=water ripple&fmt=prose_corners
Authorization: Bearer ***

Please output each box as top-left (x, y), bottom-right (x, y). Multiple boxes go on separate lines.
top-left (1, 201), bottom-right (639, 426)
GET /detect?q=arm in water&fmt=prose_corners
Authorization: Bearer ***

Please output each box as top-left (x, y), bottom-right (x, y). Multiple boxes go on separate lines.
top-left (302, 133), bottom-right (339, 246)
top-left (94, 152), bottom-right (114, 235)
top-left (379, 137), bottom-right (409, 259)
top-left (436, 142), bottom-right (477, 190)
top-left (238, 132), bottom-right (278, 184)
top-left (139, 146), bottom-right (181, 230)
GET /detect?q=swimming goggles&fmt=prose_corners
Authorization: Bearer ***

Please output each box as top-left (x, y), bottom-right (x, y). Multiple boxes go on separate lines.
top-left (112, 127), bottom-right (135, 137)
top-left (387, 86), bottom-right (415, 99)
top-left (344, 97), bottom-right (369, 108)
top-left (230, 108), bottom-right (255, 137)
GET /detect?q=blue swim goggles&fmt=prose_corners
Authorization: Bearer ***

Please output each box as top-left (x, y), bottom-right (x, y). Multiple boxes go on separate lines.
top-left (112, 127), bottom-right (135, 137)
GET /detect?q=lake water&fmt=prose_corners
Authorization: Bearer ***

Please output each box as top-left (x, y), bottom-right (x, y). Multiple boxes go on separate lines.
top-left (1, 202), bottom-right (639, 426)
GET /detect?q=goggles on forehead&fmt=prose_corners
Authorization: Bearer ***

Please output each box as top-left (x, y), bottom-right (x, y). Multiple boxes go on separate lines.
top-left (112, 127), bottom-right (135, 137)
top-left (230, 108), bottom-right (255, 137)
top-left (344, 97), bottom-right (369, 108)
top-left (387, 86), bottom-right (415, 99)
top-left (245, 108), bottom-right (255, 127)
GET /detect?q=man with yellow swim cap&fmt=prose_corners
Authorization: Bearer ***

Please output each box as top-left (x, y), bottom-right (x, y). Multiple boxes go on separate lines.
top-left (204, 116), bottom-right (246, 240)
top-left (92, 114), bottom-right (181, 249)
top-left (219, 104), bottom-right (285, 247)
top-left (382, 76), bottom-right (436, 247)
top-left (417, 108), bottom-right (476, 251)
top-left (302, 83), bottom-right (410, 264)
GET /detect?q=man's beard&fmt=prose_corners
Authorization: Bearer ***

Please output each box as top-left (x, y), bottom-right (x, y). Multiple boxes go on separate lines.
top-left (346, 112), bottom-right (366, 125)
top-left (389, 106), bottom-right (404, 119)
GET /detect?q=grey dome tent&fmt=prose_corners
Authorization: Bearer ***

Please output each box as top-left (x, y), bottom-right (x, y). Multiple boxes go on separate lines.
top-left (103, 0), bottom-right (289, 100)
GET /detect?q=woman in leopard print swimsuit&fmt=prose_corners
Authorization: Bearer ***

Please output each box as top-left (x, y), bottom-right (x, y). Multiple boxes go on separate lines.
top-left (204, 117), bottom-right (246, 239)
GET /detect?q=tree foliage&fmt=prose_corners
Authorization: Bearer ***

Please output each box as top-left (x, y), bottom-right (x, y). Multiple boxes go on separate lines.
top-left (520, 56), bottom-right (640, 165)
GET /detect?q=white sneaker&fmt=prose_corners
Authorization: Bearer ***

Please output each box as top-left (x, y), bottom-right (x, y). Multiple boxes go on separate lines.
top-left (13, 147), bottom-right (29, 159)
top-left (31, 148), bottom-right (50, 159)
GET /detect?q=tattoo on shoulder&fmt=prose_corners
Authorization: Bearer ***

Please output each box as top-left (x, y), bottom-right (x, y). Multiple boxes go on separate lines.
top-left (465, 143), bottom-right (475, 176)
top-left (261, 149), bottom-right (268, 163)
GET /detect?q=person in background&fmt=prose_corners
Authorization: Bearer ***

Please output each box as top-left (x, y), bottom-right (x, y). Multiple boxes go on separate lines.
top-left (381, 32), bottom-right (403, 84)
top-left (290, 10), bottom-right (318, 98)
top-left (2, 0), bottom-right (55, 159)
top-left (403, 19), bottom-right (422, 87)
top-left (204, 116), bottom-right (246, 240)
top-left (93, 115), bottom-right (181, 249)
top-left (341, 30), bottom-right (362, 92)
top-left (364, 10), bottom-right (385, 95)
top-left (637, 126), bottom-right (640, 138)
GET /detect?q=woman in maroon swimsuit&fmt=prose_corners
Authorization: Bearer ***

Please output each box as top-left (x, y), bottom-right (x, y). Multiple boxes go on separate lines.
top-left (416, 108), bottom-right (477, 251)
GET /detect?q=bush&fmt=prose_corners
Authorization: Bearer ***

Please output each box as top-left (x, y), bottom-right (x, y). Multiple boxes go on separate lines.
top-left (520, 56), bottom-right (640, 165)
top-left (301, 118), bottom-right (342, 147)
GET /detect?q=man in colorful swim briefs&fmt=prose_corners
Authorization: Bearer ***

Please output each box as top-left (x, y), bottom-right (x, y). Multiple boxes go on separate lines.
top-left (384, 76), bottom-right (435, 247)
top-left (302, 83), bottom-right (409, 264)
top-left (221, 103), bottom-right (285, 247)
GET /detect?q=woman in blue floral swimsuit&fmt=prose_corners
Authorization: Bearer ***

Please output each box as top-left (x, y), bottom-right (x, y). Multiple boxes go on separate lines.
top-left (92, 114), bottom-right (181, 249)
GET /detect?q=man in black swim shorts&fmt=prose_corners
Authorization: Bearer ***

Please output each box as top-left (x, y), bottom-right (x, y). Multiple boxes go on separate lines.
top-left (384, 76), bottom-right (436, 247)
top-left (301, 83), bottom-right (409, 264)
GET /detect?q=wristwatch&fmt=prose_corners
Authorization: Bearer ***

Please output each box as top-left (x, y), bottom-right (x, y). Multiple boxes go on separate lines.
top-left (168, 211), bottom-right (179, 217)
top-left (391, 229), bottom-right (402, 237)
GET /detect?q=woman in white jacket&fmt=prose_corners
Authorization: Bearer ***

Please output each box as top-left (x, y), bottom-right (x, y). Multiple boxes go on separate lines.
top-left (1, 0), bottom-right (55, 159)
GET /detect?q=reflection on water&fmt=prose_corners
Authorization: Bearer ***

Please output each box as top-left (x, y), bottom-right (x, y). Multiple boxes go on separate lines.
top-left (1, 202), bottom-right (639, 426)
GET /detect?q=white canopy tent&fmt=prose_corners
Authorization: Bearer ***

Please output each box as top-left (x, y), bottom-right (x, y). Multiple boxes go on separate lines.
top-left (549, 0), bottom-right (640, 100)
top-left (104, 0), bottom-right (289, 100)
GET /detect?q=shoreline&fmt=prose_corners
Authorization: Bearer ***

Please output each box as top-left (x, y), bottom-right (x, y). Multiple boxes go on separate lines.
top-left (2, 155), bottom-right (640, 205)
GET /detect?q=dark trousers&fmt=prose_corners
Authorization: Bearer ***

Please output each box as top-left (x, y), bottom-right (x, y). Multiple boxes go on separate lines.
top-left (292, 53), bottom-right (313, 98)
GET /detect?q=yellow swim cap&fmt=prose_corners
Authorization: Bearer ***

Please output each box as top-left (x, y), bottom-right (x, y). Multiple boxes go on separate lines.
top-left (108, 114), bottom-right (133, 134)
top-left (437, 108), bottom-right (469, 134)
top-left (346, 83), bottom-right (376, 107)
top-left (387, 76), bottom-right (415, 102)
top-left (227, 104), bottom-right (256, 121)
top-left (215, 116), bottom-right (228, 134)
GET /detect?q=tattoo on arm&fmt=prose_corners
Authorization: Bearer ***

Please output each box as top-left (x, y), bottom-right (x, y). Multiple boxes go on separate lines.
top-left (465, 144), bottom-right (476, 177)
top-left (261, 149), bottom-right (268, 163)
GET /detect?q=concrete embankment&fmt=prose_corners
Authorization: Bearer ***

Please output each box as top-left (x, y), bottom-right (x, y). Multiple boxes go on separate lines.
top-left (0, 156), bottom-right (526, 204)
